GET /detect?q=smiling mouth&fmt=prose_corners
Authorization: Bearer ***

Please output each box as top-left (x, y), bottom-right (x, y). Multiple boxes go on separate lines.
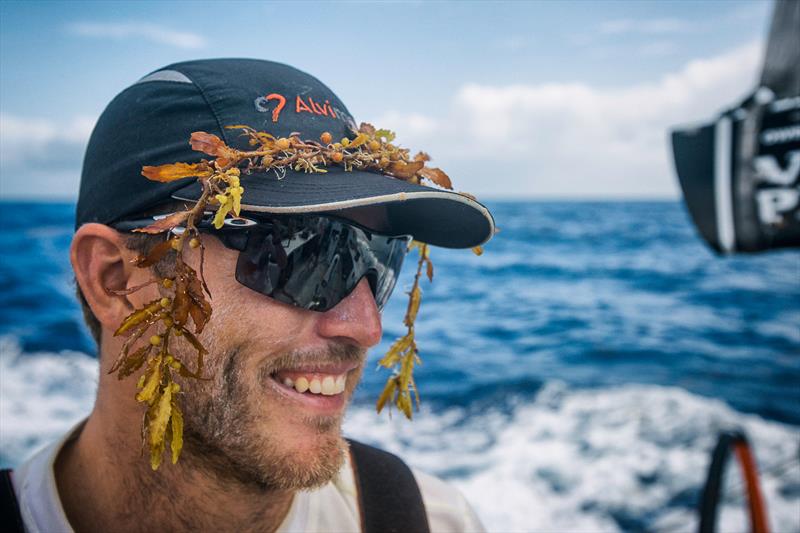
top-left (266, 362), bottom-right (358, 411)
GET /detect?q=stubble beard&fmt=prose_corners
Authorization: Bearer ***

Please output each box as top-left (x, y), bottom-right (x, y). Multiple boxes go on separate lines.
top-left (176, 339), bottom-right (365, 492)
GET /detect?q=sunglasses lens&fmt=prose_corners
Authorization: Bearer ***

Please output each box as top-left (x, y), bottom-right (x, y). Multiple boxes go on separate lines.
top-left (233, 217), bottom-right (409, 311)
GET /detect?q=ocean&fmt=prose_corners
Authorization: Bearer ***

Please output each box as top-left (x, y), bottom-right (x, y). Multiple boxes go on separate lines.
top-left (1, 200), bottom-right (798, 532)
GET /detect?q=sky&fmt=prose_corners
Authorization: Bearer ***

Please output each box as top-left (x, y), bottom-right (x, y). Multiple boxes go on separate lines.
top-left (0, 0), bottom-right (774, 200)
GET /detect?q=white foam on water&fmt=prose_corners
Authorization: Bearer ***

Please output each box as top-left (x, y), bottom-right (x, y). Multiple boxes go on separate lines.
top-left (344, 383), bottom-right (800, 532)
top-left (2, 338), bottom-right (798, 532)
top-left (0, 337), bottom-right (98, 463)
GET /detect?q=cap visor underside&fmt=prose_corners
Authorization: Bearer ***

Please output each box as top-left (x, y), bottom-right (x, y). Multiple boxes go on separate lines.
top-left (172, 168), bottom-right (495, 248)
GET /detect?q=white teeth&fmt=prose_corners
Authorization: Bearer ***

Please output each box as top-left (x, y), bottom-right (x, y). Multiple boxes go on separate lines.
top-left (294, 377), bottom-right (309, 393)
top-left (321, 376), bottom-right (336, 395)
top-left (284, 373), bottom-right (348, 395)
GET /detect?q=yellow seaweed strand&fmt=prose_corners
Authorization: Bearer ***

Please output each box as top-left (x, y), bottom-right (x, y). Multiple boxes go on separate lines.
top-left (376, 241), bottom-right (432, 419)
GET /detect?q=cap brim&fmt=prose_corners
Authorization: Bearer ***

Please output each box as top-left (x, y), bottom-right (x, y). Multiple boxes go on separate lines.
top-left (172, 168), bottom-right (495, 248)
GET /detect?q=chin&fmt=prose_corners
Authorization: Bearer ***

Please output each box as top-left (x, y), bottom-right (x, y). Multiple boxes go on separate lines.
top-left (187, 406), bottom-right (348, 492)
top-left (251, 418), bottom-right (347, 491)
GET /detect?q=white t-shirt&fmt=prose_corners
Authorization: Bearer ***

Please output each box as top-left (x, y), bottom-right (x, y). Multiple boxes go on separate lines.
top-left (12, 423), bottom-right (485, 533)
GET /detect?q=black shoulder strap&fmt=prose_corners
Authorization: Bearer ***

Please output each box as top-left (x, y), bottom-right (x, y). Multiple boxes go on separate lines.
top-left (0, 469), bottom-right (25, 533)
top-left (346, 439), bottom-right (430, 533)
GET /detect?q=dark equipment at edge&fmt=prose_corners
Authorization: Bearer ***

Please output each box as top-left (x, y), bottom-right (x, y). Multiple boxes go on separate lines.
top-left (670, 2), bottom-right (799, 532)
top-left (698, 431), bottom-right (770, 533)
top-left (670, 0), bottom-right (800, 254)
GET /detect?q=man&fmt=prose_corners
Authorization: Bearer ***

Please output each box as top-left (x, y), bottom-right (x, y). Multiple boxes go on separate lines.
top-left (3, 59), bottom-right (494, 532)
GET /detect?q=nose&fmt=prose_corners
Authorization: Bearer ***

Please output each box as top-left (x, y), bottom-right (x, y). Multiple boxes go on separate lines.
top-left (316, 277), bottom-right (383, 348)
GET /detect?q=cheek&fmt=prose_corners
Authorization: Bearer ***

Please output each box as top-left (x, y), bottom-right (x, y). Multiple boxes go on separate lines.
top-left (197, 277), bottom-right (305, 370)
top-left (209, 284), bottom-right (305, 346)
top-left (185, 236), bottom-right (311, 367)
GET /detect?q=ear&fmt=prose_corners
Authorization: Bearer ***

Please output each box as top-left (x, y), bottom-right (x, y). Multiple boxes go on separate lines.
top-left (70, 223), bottom-right (138, 332)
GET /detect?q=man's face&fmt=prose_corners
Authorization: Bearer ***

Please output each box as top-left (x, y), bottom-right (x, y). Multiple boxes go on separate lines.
top-left (169, 233), bottom-right (383, 490)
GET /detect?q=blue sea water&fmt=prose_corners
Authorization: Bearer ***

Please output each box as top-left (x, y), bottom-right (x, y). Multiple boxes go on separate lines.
top-left (1, 200), bottom-right (798, 531)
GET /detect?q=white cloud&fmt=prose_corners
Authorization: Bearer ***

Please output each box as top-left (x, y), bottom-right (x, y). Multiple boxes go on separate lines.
top-left (461, 41), bottom-right (762, 197)
top-left (68, 22), bottom-right (206, 49)
top-left (369, 41), bottom-right (763, 198)
top-left (369, 111), bottom-right (438, 141)
top-left (1, 114), bottom-right (94, 153)
top-left (0, 114), bottom-right (95, 198)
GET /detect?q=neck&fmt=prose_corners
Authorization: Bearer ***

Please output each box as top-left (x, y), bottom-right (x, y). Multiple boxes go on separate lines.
top-left (55, 408), bottom-right (293, 533)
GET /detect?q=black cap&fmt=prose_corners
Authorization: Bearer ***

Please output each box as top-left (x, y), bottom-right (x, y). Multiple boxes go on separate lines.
top-left (76, 58), bottom-right (495, 248)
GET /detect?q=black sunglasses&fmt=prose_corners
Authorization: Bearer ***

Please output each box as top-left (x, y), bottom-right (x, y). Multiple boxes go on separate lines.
top-left (113, 213), bottom-right (411, 312)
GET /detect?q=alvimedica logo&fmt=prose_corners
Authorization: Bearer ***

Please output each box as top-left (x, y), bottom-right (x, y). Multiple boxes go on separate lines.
top-left (255, 93), bottom-right (338, 123)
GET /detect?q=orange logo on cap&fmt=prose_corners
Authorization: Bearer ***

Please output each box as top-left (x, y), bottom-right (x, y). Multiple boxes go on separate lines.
top-left (254, 93), bottom-right (286, 122)
top-left (265, 93), bottom-right (286, 122)
top-left (255, 92), bottom-right (340, 122)
top-left (296, 95), bottom-right (337, 118)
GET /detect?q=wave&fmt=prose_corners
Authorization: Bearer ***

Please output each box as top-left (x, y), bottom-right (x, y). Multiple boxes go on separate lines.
top-left (0, 337), bottom-right (98, 464)
top-left (346, 384), bottom-right (800, 532)
top-left (2, 338), bottom-right (798, 532)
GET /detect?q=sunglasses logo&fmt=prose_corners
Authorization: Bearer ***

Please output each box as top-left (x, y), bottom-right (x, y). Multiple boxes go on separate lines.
top-left (254, 92), bottom-right (340, 123)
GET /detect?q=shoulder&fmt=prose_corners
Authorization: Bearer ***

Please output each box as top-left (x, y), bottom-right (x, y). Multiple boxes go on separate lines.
top-left (12, 422), bottom-right (84, 533)
top-left (338, 440), bottom-right (485, 533)
top-left (411, 468), bottom-right (485, 533)
top-left (13, 438), bottom-right (69, 533)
